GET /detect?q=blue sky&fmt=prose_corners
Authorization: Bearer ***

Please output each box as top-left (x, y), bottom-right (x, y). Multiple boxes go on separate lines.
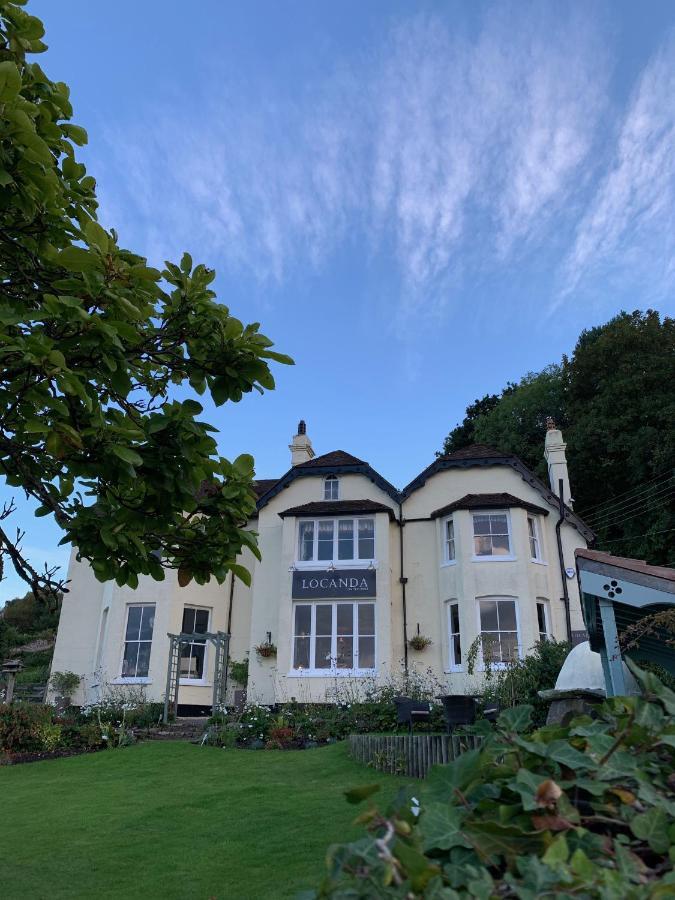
top-left (2, 0), bottom-right (674, 603)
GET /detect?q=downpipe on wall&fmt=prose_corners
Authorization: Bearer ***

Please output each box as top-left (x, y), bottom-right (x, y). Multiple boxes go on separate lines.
top-left (555, 477), bottom-right (573, 642)
top-left (398, 502), bottom-right (409, 676)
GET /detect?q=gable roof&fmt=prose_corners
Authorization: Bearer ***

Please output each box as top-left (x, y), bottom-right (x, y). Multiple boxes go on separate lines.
top-left (253, 478), bottom-right (280, 498)
top-left (278, 499), bottom-right (397, 520)
top-left (430, 492), bottom-right (550, 519)
top-left (403, 444), bottom-right (594, 541)
top-left (255, 449), bottom-right (400, 510)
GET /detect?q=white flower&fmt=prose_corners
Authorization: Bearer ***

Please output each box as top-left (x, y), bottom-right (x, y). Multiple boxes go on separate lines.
top-left (411, 797), bottom-right (420, 817)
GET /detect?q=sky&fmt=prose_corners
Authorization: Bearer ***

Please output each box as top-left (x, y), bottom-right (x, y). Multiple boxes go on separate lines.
top-left (2, 0), bottom-right (675, 603)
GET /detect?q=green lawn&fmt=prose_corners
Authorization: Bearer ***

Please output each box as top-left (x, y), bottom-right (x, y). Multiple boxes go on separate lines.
top-left (1, 741), bottom-right (408, 899)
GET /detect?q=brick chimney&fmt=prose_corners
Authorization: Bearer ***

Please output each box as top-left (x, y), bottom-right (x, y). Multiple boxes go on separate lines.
top-left (289, 420), bottom-right (314, 466)
top-left (544, 417), bottom-right (572, 506)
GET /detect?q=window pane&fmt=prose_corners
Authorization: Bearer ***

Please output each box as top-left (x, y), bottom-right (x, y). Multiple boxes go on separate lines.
top-left (316, 605), bottom-right (332, 635)
top-left (336, 635), bottom-right (353, 668)
top-left (358, 636), bottom-right (375, 669)
top-left (474, 535), bottom-right (492, 556)
top-left (446, 520), bottom-right (454, 542)
top-left (450, 604), bottom-right (460, 634)
top-left (293, 635), bottom-right (310, 669)
top-left (294, 604), bottom-right (311, 636)
top-left (191, 643), bottom-right (205, 678)
top-left (194, 609), bottom-right (209, 633)
top-left (497, 601), bottom-right (517, 631)
top-left (122, 642), bottom-right (139, 676)
top-left (500, 633), bottom-right (519, 663)
top-left (489, 514), bottom-right (508, 534)
top-left (452, 634), bottom-right (462, 665)
top-left (338, 519), bottom-right (354, 559)
top-left (139, 606), bottom-right (155, 641)
top-left (180, 645), bottom-right (194, 677)
top-left (492, 533), bottom-right (511, 555)
top-left (299, 522), bottom-right (314, 561)
top-left (481, 634), bottom-right (499, 662)
top-left (181, 608), bottom-right (194, 634)
top-left (317, 520), bottom-right (334, 560)
top-left (314, 635), bottom-right (332, 668)
top-left (537, 603), bottom-right (547, 635)
top-left (479, 600), bottom-right (498, 631)
top-left (358, 604), bottom-right (375, 636)
top-left (136, 642), bottom-right (152, 678)
top-left (337, 604), bottom-right (353, 635)
top-left (125, 606), bottom-right (142, 640)
top-left (324, 477), bottom-right (338, 500)
top-left (358, 519), bottom-right (375, 559)
top-left (473, 515), bottom-right (491, 535)
top-left (527, 517), bottom-right (535, 539)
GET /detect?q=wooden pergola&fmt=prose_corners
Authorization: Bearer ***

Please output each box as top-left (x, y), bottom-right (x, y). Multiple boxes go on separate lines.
top-left (576, 549), bottom-right (675, 697)
top-left (163, 630), bottom-right (230, 724)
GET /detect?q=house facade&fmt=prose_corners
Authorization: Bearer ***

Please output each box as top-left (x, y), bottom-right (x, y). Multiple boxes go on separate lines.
top-left (50, 421), bottom-right (593, 712)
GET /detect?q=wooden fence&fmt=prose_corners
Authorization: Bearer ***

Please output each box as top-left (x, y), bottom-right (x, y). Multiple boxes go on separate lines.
top-left (348, 732), bottom-right (482, 779)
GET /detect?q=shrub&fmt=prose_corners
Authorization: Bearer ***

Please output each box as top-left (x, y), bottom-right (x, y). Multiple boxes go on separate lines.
top-left (229, 658), bottom-right (249, 685)
top-left (50, 670), bottom-right (81, 699)
top-left (311, 661), bottom-right (675, 897)
top-left (0, 704), bottom-right (54, 753)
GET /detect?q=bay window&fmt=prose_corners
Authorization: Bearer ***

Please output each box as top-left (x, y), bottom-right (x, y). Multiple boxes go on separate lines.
top-left (296, 517), bottom-right (376, 564)
top-left (292, 601), bottom-right (376, 673)
top-left (443, 518), bottom-right (456, 562)
top-left (121, 604), bottom-right (155, 678)
top-left (478, 598), bottom-right (520, 665)
top-left (472, 511), bottom-right (512, 558)
top-left (528, 515), bottom-right (542, 561)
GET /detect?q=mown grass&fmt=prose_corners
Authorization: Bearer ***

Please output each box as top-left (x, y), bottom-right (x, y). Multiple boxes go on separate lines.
top-left (0, 741), bottom-right (408, 899)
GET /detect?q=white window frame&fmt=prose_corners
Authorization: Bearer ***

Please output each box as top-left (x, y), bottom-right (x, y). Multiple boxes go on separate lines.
top-left (295, 516), bottom-right (376, 567)
top-left (118, 603), bottom-right (155, 683)
top-left (471, 510), bottom-right (515, 561)
top-left (179, 605), bottom-right (211, 685)
top-left (527, 515), bottom-right (545, 563)
top-left (323, 475), bottom-right (340, 501)
top-left (441, 516), bottom-right (456, 565)
top-left (446, 601), bottom-right (462, 672)
top-left (475, 597), bottom-right (522, 670)
top-left (536, 599), bottom-right (551, 642)
top-left (290, 600), bottom-right (376, 676)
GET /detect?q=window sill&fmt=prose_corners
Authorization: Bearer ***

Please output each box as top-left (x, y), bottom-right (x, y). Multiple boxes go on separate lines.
top-left (293, 561), bottom-right (377, 570)
top-left (112, 677), bottom-right (152, 685)
top-left (531, 558), bottom-right (548, 566)
top-left (178, 679), bottom-right (212, 687)
top-left (440, 560), bottom-right (457, 568)
top-left (287, 669), bottom-right (376, 678)
top-left (471, 556), bottom-right (516, 563)
top-left (443, 667), bottom-right (464, 674)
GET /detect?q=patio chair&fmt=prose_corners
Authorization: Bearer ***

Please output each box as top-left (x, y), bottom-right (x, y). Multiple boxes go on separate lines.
top-left (392, 696), bottom-right (432, 734)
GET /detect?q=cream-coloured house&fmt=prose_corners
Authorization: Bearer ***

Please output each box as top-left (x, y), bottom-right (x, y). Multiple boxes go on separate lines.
top-left (50, 421), bottom-right (593, 713)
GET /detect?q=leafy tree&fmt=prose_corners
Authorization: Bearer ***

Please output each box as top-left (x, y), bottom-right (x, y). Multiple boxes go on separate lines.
top-left (439, 311), bottom-right (674, 563)
top-left (439, 392), bottom-right (501, 456)
top-left (0, 2), bottom-right (291, 598)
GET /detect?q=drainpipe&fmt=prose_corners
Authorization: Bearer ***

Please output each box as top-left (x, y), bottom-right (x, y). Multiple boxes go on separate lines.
top-left (555, 478), bottom-right (573, 643)
top-left (398, 502), bottom-right (409, 675)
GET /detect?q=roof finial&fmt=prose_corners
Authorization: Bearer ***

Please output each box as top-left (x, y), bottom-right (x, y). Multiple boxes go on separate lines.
top-left (546, 416), bottom-right (556, 431)
top-left (298, 419), bottom-right (306, 435)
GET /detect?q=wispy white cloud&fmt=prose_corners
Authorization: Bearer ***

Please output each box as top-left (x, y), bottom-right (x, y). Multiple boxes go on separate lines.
top-left (560, 31), bottom-right (675, 302)
top-left (93, 3), bottom-right (672, 324)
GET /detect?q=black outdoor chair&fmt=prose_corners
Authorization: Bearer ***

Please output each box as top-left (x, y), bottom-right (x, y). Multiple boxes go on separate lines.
top-left (392, 696), bottom-right (432, 734)
top-left (437, 694), bottom-right (477, 734)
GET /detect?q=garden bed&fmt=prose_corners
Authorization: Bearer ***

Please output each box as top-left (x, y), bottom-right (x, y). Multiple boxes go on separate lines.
top-left (1, 746), bottom-right (105, 766)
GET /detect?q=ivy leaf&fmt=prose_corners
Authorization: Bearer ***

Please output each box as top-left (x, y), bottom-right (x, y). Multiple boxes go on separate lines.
top-left (630, 808), bottom-right (669, 854)
top-left (419, 804), bottom-right (471, 852)
top-left (497, 705), bottom-right (533, 733)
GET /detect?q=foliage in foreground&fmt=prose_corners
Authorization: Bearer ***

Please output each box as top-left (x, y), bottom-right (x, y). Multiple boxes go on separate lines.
top-left (0, 1), bottom-right (291, 598)
top-left (311, 662), bottom-right (675, 898)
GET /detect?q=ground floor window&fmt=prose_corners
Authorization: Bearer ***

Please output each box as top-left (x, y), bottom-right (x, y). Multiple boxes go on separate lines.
top-left (536, 600), bottom-right (550, 642)
top-left (478, 598), bottom-right (520, 665)
top-left (447, 601), bottom-right (462, 669)
top-left (180, 607), bottom-right (209, 680)
top-left (292, 601), bottom-right (375, 673)
top-left (122, 604), bottom-right (155, 678)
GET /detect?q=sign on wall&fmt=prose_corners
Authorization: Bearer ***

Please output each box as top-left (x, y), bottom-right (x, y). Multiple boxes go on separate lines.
top-left (292, 568), bottom-right (376, 599)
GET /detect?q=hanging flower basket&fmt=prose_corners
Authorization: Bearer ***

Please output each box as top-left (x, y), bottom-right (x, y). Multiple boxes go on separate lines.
top-left (408, 634), bottom-right (432, 652)
top-left (255, 641), bottom-right (277, 659)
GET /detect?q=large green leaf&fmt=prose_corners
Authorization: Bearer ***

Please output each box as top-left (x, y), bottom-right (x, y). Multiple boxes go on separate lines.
top-left (419, 804), bottom-right (471, 852)
top-left (630, 808), bottom-right (670, 854)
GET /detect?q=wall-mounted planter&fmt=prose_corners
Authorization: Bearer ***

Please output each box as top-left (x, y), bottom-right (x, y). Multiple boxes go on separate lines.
top-left (254, 642), bottom-right (277, 659)
top-left (408, 635), bottom-right (432, 652)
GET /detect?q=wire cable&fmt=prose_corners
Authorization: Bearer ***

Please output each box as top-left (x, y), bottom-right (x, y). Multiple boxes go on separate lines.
top-left (585, 482), bottom-right (675, 527)
top-left (580, 473), bottom-right (675, 521)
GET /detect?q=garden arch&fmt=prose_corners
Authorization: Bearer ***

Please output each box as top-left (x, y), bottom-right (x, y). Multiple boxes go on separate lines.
top-left (163, 630), bottom-right (230, 723)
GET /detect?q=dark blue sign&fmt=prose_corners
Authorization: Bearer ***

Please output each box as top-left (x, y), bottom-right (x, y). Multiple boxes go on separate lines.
top-left (292, 568), bottom-right (376, 599)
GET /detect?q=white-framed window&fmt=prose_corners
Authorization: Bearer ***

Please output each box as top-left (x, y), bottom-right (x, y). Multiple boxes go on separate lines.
top-left (472, 511), bottom-right (513, 559)
top-left (527, 515), bottom-right (542, 561)
top-left (536, 600), bottom-right (550, 642)
top-left (443, 517), bottom-right (456, 563)
top-left (296, 517), bottom-right (375, 565)
top-left (291, 601), bottom-right (375, 674)
top-left (447, 601), bottom-right (462, 669)
top-left (121, 604), bottom-right (155, 678)
top-left (477, 597), bottom-right (520, 665)
top-left (324, 475), bottom-right (339, 500)
top-left (180, 606), bottom-right (210, 681)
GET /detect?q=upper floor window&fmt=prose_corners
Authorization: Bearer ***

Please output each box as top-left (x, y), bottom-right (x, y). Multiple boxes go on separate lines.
top-left (527, 515), bottom-right (542, 561)
top-left (121, 604), bottom-right (155, 679)
top-left (297, 517), bottom-right (375, 564)
top-left (324, 475), bottom-right (339, 500)
top-left (472, 511), bottom-right (512, 558)
top-left (478, 598), bottom-right (520, 665)
top-left (443, 518), bottom-right (456, 562)
top-left (180, 606), bottom-right (209, 681)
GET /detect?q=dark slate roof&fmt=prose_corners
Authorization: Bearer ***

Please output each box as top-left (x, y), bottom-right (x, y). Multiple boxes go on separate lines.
top-left (256, 449), bottom-right (400, 508)
top-left (296, 450), bottom-right (367, 468)
top-left (441, 444), bottom-right (507, 461)
top-left (278, 499), bottom-right (397, 520)
top-left (252, 478), bottom-right (280, 498)
top-left (576, 549), bottom-right (675, 586)
top-left (431, 492), bottom-right (550, 519)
